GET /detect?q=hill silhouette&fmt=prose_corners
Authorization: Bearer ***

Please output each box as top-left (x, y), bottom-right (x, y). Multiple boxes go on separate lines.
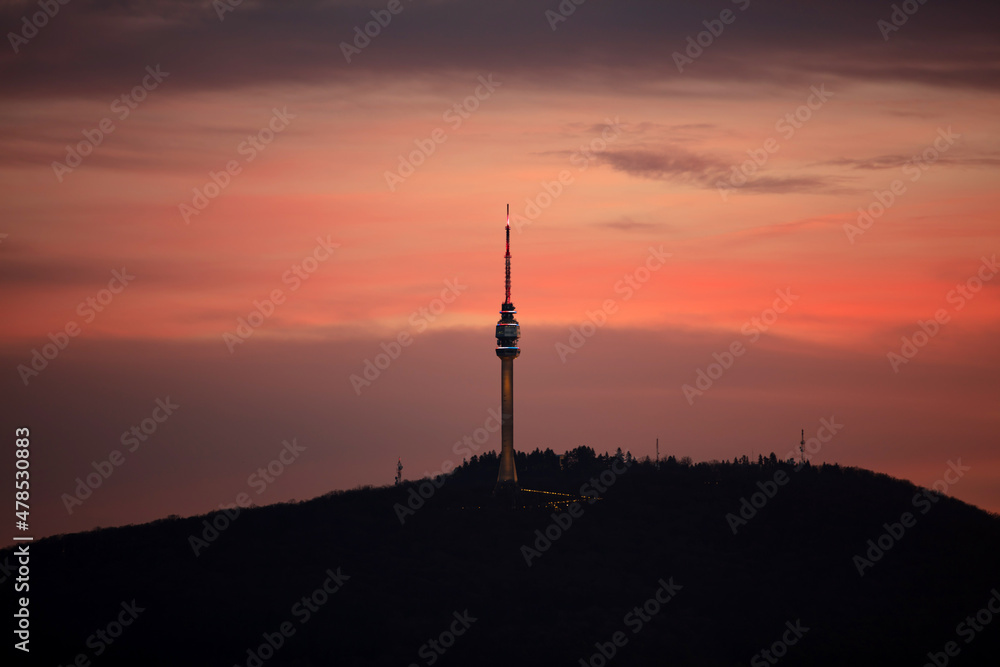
top-left (6, 449), bottom-right (1000, 666)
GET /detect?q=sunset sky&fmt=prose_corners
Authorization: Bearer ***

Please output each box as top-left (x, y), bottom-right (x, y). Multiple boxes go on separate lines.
top-left (2, 0), bottom-right (998, 541)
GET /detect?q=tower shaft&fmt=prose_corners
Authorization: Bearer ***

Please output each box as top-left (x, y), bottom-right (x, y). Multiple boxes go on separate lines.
top-left (497, 356), bottom-right (517, 485)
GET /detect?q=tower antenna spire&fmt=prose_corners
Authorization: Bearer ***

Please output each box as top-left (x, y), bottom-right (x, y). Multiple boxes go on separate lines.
top-left (505, 203), bottom-right (511, 304)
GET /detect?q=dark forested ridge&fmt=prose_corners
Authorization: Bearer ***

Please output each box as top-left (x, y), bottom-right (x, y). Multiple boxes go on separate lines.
top-left (6, 449), bottom-right (1000, 667)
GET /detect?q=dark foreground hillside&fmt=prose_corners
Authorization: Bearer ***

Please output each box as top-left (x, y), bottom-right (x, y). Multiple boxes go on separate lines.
top-left (5, 450), bottom-right (1000, 666)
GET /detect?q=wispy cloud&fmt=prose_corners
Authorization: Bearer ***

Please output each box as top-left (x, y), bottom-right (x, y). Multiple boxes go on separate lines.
top-left (595, 148), bottom-right (846, 195)
top-left (823, 154), bottom-right (1000, 170)
top-left (597, 148), bottom-right (729, 183)
top-left (596, 217), bottom-right (664, 232)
